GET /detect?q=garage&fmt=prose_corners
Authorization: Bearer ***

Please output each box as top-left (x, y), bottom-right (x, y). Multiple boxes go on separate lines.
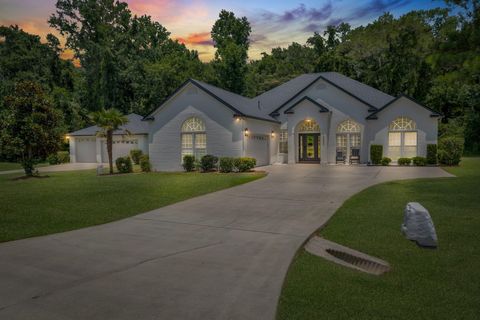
top-left (75, 137), bottom-right (97, 163)
top-left (245, 134), bottom-right (270, 166)
top-left (101, 138), bottom-right (141, 163)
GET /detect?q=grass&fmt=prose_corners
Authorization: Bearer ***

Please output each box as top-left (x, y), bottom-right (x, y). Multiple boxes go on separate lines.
top-left (277, 158), bottom-right (480, 320)
top-left (0, 170), bottom-right (265, 243)
top-left (0, 162), bottom-right (49, 172)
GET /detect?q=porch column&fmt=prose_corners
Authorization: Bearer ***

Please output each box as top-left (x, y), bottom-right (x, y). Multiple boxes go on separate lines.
top-left (69, 137), bottom-right (76, 163)
top-left (96, 138), bottom-right (102, 163)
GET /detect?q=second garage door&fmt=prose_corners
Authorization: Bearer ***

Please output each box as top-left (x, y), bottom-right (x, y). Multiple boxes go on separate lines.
top-left (245, 134), bottom-right (270, 166)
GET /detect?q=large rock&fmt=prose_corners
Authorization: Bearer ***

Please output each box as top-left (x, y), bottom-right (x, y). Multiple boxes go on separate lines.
top-left (401, 202), bottom-right (438, 248)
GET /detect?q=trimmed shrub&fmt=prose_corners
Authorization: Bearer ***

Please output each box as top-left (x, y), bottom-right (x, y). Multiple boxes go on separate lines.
top-left (130, 149), bottom-right (143, 165)
top-left (234, 157), bottom-right (256, 172)
top-left (397, 157), bottom-right (411, 166)
top-left (182, 155), bottom-right (195, 172)
top-left (200, 154), bottom-right (218, 172)
top-left (139, 154), bottom-right (151, 172)
top-left (370, 145), bottom-right (383, 165)
top-left (47, 151), bottom-right (70, 165)
top-left (115, 156), bottom-right (133, 173)
top-left (438, 137), bottom-right (464, 166)
top-left (57, 151), bottom-right (70, 163)
top-left (412, 156), bottom-right (427, 166)
top-left (219, 157), bottom-right (235, 173)
top-left (381, 157), bottom-right (392, 166)
top-left (47, 153), bottom-right (59, 165)
top-left (426, 144), bottom-right (438, 165)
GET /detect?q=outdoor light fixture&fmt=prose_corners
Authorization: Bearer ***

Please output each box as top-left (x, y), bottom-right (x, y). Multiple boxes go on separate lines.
top-left (271, 130), bottom-right (275, 138)
top-left (234, 115), bottom-right (242, 121)
top-left (244, 128), bottom-right (249, 136)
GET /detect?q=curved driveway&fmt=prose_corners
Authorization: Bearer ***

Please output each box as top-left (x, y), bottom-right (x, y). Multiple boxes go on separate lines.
top-left (0, 165), bottom-right (451, 320)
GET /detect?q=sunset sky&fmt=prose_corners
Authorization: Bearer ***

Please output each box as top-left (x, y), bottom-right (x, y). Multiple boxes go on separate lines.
top-left (0, 0), bottom-right (447, 61)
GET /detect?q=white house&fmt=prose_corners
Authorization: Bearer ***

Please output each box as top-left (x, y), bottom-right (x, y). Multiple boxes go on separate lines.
top-left (68, 72), bottom-right (441, 170)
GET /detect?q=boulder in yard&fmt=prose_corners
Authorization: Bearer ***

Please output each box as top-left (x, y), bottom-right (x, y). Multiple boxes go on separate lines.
top-left (401, 202), bottom-right (438, 248)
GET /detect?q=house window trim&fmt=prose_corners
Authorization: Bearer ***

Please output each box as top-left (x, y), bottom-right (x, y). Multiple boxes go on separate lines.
top-left (181, 117), bottom-right (207, 161)
top-left (388, 117), bottom-right (417, 160)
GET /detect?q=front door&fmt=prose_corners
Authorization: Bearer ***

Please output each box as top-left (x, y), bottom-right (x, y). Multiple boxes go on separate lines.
top-left (299, 133), bottom-right (320, 162)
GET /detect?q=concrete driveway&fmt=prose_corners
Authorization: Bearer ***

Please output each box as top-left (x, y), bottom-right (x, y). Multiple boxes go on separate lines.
top-left (0, 165), bottom-right (452, 320)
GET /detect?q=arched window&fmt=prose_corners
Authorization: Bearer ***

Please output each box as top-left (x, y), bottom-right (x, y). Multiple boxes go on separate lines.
top-left (298, 120), bottom-right (320, 132)
top-left (388, 117), bottom-right (417, 160)
top-left (337, 119), bottom-right (361, 133)
top-left (336, 120), bottom-right (361, 164)
top-left (181, 117), bottom-right (206, 161)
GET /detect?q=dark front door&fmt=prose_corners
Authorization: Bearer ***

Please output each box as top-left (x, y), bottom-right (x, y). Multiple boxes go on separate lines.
top-left (299, 133), bottom-right (320, 162)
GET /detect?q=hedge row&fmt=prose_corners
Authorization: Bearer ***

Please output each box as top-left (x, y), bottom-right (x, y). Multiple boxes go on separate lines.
top-left (182, 154), bottom-right (257, 173)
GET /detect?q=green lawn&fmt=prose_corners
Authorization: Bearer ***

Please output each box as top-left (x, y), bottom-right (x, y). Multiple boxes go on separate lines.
top-left (0, 162), bottom-right (49, 172)
top-left (0, 170), bottom-right (265, 243)
top-left (277, 158), bottom-right (480, 320)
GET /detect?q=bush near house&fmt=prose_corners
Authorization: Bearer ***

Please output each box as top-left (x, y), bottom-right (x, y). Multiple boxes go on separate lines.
top-left (234, 157), bottom-right (256, 172)
top-left (381, 157), bottom-right (391, 166)
top-left (426, 144), bottom-right (438, 165)
top-left (200, 154), bottom-right (218, 172)
top-left (47, 151), bottom-right (70, 165)
top-left (370, 145), bottom-right (383, 165)
top-left (182, 155), bottom-right (195, 172)
top-left (139, 155), bottom-right (151, 172)
top-left (219, 157), bottom-right (235, 173)
top-left (412, 156), bottom-right (427, 166)
top-left (438, 137), bottom-right (464, 166)
top-left (130, 149), bottom-right (143, 165)
top-left (397, 157), bottom-right (412, 166)
top-left (115, 156), bottom-right (133, 173)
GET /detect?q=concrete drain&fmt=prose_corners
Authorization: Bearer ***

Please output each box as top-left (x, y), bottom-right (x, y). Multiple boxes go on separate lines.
top-left (305, 236), bottom-right (390, 275)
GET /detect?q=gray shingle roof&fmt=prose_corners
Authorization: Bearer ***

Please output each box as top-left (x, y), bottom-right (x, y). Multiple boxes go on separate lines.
top-left (191, 79), bottom-right (278, 122)
top-left (320, 72), bottom-right (395, 109)
top-left (192, 72), bottom-right (395, 120)
top-left (69, 113), bottom-right (149, 136)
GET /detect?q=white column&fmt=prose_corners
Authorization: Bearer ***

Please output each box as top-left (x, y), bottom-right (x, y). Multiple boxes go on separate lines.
top-left (69, 137), bottom-right (76, 163)
top-left (96, 138), bottom-right (102, 163)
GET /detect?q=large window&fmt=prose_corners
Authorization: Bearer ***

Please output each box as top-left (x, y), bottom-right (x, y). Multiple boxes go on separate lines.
top-left (279, 130), bottom-right (288, 154)
top-left (181, 117), bottom-right (206, 160)
top-left (336, 119), bottom-right (361, 162)
top-left (388, 117), bottom-right (417, 160)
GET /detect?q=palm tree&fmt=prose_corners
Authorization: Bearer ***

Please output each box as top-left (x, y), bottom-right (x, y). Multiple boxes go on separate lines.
top-left (90, 108), bottom-right (129, 174)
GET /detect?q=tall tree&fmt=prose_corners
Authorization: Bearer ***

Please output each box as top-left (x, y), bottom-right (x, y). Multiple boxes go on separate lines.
top-left (211, 10), bottom-right (251, 94)
top-left (0, 81), bottom-right (64, 175)
top-left (90, 108), bottom-right (128, 174)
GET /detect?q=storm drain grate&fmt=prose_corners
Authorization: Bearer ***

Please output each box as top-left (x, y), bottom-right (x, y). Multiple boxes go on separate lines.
top-left (326, 248), bottom-right (390, 275)
top-left (305, 236), bottom-right (390, 275)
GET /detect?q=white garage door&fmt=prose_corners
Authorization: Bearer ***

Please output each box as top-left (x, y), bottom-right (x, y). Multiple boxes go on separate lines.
top-left (75, 137), bottom-right (97, 163)
top-left (246, 134), bottom-right (269, 166)
top-left (101, 138), bottom-right (141, 163)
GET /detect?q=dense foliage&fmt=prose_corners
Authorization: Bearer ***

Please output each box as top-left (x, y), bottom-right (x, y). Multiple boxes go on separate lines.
top-left (0, 0), bottom-right (478, 162)
top-left (0, 82), bottom-right (64, 175)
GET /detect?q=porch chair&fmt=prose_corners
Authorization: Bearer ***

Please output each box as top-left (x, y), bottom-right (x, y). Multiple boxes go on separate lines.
top-left (336, 151), bottom-right (345, 164)
top-left (350, 148), bottom-right (360, 164)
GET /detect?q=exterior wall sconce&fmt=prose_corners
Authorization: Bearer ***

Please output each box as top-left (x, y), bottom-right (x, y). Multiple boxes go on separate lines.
top-left (271, 131), bottom-right (275, 138)
top-left (244, 128), bottom-right (249, 136)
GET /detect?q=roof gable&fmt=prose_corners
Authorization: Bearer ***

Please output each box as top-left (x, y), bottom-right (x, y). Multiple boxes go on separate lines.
top-left (366, 94), bottom-right (442, 120)
top-left (284, 96), bottom-right (329, 114)
top-left (267, 73), bottom-right (395, 116)
top-left (144, 79), bottom-right (279, 123)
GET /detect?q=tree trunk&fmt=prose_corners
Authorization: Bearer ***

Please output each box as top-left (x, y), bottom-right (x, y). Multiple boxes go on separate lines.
top-left (107, 130), bottom-right (113, 174)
